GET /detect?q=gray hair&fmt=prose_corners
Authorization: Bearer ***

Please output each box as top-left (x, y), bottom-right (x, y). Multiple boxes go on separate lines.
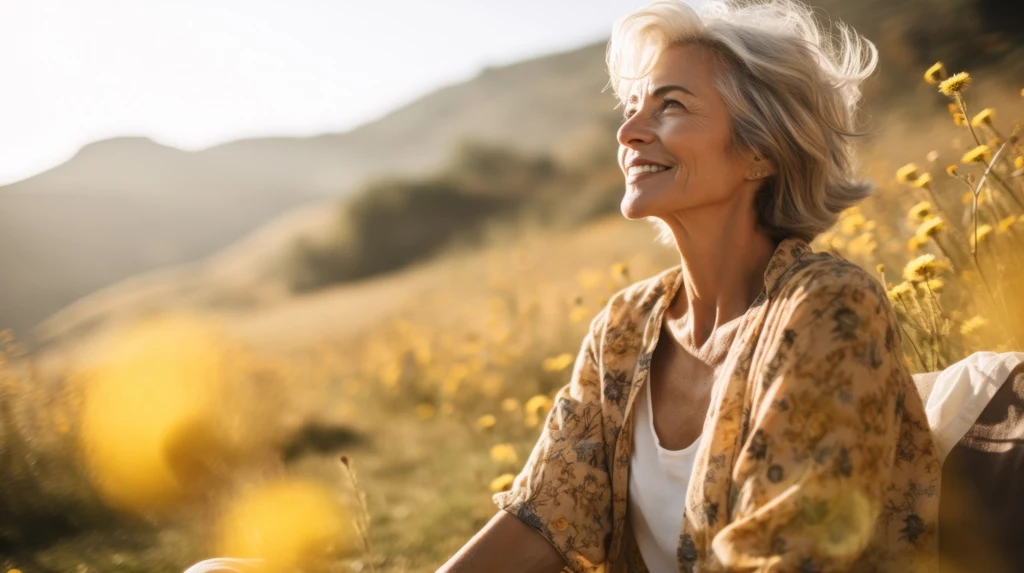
top-left (606, 0), bottom-right (878, 243)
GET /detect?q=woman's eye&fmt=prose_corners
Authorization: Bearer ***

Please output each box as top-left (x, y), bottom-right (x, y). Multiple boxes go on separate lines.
top-left (663, 98), bottom-right (685, 110)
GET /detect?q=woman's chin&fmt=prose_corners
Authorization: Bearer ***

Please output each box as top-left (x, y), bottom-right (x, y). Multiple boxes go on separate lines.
top-left (619, 192), bottom-right (656, 220)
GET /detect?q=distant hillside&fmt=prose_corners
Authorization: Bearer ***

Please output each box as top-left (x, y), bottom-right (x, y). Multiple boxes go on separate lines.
top-left (0, 41), bottom-right (617, 337)
top-left (4, 0), bottom-right (1022, 339)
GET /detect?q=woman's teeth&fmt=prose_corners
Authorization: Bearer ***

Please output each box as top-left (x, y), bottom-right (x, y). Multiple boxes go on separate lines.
top-left (627, 164), bottom-right (669, 176)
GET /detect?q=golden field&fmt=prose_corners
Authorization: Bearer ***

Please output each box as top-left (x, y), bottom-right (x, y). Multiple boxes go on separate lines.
top-left (1, 65), bottom-right (1023, 572)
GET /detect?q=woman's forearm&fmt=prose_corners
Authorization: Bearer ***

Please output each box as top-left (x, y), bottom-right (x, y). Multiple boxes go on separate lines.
top-left (437, 510), bottom-right (567, 573)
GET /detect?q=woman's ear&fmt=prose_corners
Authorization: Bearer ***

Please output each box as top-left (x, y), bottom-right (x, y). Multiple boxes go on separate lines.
top-left (745, 155), bottom-right (775, 180)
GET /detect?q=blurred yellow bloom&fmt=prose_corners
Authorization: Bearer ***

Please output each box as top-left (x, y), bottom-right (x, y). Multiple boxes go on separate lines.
top-left (476, 414), bottom-right (497, 431)
top-left (961, 145), bottom-right (992, 165)
top-left (938, 71), bottom-right (971, 96)
top-left (610, 262), bottom-right (630, 280)
top-left (415, 403), bottom-right (436, 421)
top-left (923, 62), bottom-right (946, 84)
top-left (570, 306), bottom-right (590, 323)
top-left (911, 173), bottom-right (932, 189)
top-left (896, 163), bottom-right (918, 183)
top-left (1014, 156), bottom-right (1024, 170)
top-left (970, 224), bottom-right (993, 247)
top-left (876, 264), bottom-right (885, 274)
top-left (971, 108), bottom-right (995, 127)
top-left (839, 212), bottom-right (867, 235)
top-left (945, 164), bottom-right (958, 176)
top-left (960, 316), bottom-right (988, 336)
top-left (903, 254), bottom-right (951, 282)
top-left (907, 235), bottom-right (927, 252)
top-left (217, 479), bottom-right (354, 569)
top-left (915, 278), bottom-right (944, 293)
top-left (953, 113), bottom-right (966, 126)
top-left (846, 233), bottom-right (877, 256)
top-left (908, 201), bottom-right (932, 221)
top-left (525, 394), bottom-right (555, 417)
top-left (998, 215), bottom-right (1018, 233)
top-left (490, 443), bottom-right (518, 465)
top-left (542, 353), bottom-right (574, 372)
top-left (961, 190), bottom-right (986, 205)
top-left (501, 397), bottom-right (521, 413)
top-left (915, 217), bottom-right (945, 239)
top-left (576, 269), bottom-right (602, 291)
top-left (490, 473), bottom-right (516, 493)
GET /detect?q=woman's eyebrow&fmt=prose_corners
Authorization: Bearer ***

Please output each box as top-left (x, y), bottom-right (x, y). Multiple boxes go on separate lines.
top-left (628, 84), bottom-right (696, 104)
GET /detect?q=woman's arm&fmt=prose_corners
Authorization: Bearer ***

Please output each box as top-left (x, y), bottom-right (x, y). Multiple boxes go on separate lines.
top-left (437, 510), bottom-right (566, 573)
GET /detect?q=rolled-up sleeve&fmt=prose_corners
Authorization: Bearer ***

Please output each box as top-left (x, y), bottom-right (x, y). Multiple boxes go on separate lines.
top-left (709, 271), bottom-right (938, 572)
top-left (493, 307), bottom-right (613, 573)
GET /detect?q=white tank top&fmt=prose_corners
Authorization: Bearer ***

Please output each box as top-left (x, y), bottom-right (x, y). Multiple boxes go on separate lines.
top-left (628, 379), bottom-right (703, 573)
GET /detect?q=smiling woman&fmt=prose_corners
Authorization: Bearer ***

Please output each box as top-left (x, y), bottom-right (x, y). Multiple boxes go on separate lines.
top-left (439, 1), bottom-right (940, 572)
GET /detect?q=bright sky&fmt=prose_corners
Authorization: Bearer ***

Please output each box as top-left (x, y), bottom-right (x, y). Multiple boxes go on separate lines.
top-left (0, 0), bottom-right (672, 186)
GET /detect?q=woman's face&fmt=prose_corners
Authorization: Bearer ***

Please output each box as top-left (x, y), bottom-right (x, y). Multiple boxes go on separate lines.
top-left (616, 44), bottom-right (761, 222)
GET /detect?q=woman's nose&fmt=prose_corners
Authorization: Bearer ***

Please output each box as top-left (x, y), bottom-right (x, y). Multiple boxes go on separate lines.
top-left (616, 113), bottom-right (655, 148)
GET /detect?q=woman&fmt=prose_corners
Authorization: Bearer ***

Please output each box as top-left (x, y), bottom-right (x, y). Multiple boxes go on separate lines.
top-left (439, 0), bottom-right (940, 571)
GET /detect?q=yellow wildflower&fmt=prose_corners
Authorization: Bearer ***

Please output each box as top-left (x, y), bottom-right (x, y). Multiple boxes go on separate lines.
top-left (945, 164), bottom-right (958, 176)
top-left (971, 108), bottom-right (995, 127)
top-left (1015, 156), bottom-right (1024, 170)
top-left (489, 473), bottom-right (516, 493)
top-left (542, 353), bottom-right (574, 372)
top-left (490, 443), bottom-right (519, 465)
top-left (953, 113), bottom-right (966, 126)
top-left (915, 217), bottom-right (945, 239)
top-left (970, 224), bottom-right (993, 247)
top-left (887, 281), bottom-right (914, 303)
top-left (998, 215), bottom-right (1018, 233)
top-left (476, 414), bottom-right (497, 431)
top-left (947, 103), bottom-right (959, 115)
top-left (500, 397), bottom-right (521, 412)
top-left (959, 316), bottom-right (988, 336)
top-left (610, 262), bottom-right (630, 280)
top-left (896, 163), bottom-right (918, 183)
top-left (961, 145), bottom-right (992, 165)
top-left (938, 71), bottom-right (971, 96)
top-left (907, 235), bottom-right (927, 251)
top-left (903, 254), bottom-right (951, 282)
top-left (876, 264), bottom-right (885, 274)
top-left (908, 201), bottom-right (932, 221)
top-left (912, 173), bottom-right (933, 189)
top-left (924, 62), bottom-right (946, 84)
top-left (915, 278), bottom-right (944, 293)
top-left (525, 394), bottom-right (554, 417)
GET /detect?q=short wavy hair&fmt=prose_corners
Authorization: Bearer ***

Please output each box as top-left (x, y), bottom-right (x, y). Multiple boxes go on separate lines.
top-left (606, 0), bottom-right (878, 244)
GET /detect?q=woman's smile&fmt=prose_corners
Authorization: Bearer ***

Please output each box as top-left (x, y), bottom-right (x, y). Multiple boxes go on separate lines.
top-left (626, 165), bottom-right (674, 185)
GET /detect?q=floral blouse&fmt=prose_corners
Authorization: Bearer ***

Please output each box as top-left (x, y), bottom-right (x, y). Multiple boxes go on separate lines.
top-left (493, 237), bottom-right (940, 572)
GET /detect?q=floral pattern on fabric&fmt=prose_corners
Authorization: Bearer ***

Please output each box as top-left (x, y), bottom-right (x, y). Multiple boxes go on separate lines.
top-left (493, 237), bottom-right (940, 572)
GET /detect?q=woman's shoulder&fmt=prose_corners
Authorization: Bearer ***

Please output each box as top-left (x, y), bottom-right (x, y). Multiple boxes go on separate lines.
top-left (777, 247), bottom-right (888, 305)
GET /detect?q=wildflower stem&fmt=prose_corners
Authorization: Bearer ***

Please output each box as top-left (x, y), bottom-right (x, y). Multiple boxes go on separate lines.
top-left (340, 457), bottom-right (380, 573)
top-left (895, 311), bottom-right (928, 372)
